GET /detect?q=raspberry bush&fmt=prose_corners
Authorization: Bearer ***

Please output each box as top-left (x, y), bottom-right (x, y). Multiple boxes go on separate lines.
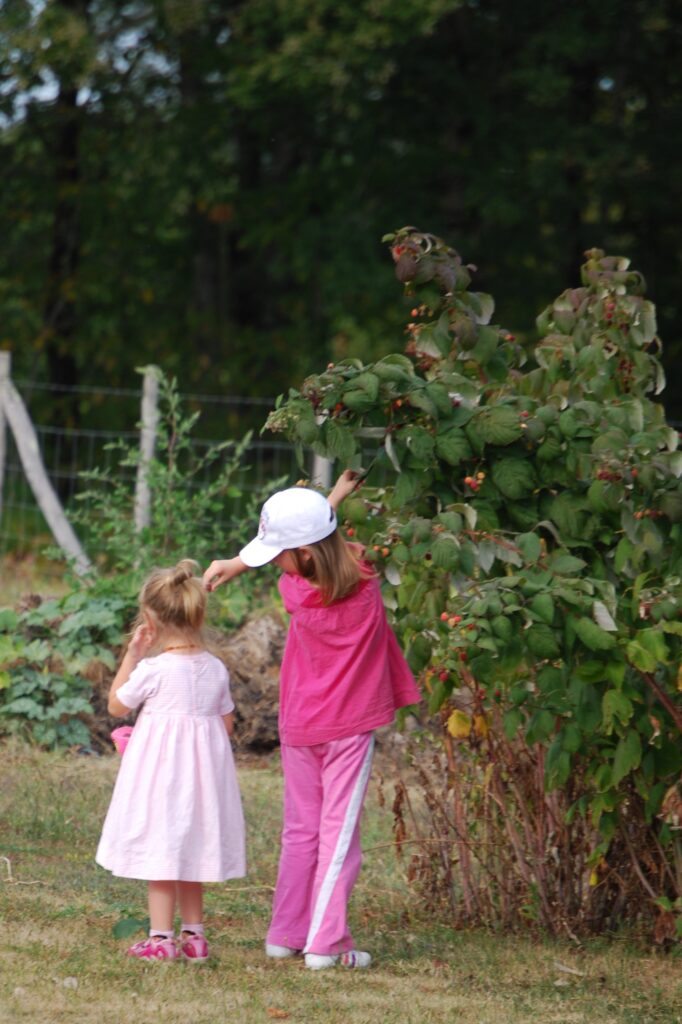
top-left (266, 229), bottom-right (682, 937)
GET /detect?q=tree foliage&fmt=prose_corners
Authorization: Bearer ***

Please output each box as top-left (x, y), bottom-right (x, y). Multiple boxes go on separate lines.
top-left (1, 0), bottom-right (681, 424)
top-left (266, 227), bottom-right (682, 936)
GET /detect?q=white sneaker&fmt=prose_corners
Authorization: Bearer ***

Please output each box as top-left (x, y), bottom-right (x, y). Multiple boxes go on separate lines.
top-left (305, 950), bottom-right (372, 970)
top-left (265, 943), bottom-right (300, 959)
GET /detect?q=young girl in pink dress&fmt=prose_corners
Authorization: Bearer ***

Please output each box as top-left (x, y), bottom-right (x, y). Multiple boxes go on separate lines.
top-left (203, 472), bottom-right (420, 970)
top-left (96, 559), bottom-right (245, 962)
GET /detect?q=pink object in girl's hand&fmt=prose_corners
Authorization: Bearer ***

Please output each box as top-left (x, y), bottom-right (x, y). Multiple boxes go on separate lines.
top-left (111, 726), bottom-right (134, 755)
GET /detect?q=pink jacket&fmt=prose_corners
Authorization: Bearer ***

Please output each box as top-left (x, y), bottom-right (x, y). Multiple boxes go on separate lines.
top-left (277, 571), bottom-right (421, 746)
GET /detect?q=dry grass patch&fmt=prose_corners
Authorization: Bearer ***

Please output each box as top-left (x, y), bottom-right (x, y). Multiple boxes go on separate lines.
top-left (0, 741), bottom-right (680, 1024)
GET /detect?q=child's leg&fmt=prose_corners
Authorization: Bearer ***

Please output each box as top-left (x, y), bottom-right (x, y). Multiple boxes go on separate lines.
top-left (177, 882), bottom-right (209, 961)
top-left (177, 881), bottom-right (204, 933)
top-left (126, 880), bottom-right (178, 959)
top-left (266, 744), bottom-right (323, 951)
top-left (148, 880), bottom-right (176, 933)
top-left (303, 732), bottom-right (374, 956)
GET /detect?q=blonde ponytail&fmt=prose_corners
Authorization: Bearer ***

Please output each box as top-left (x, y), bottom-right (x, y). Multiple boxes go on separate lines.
top-left (138, 559), bottom-right (206, 636)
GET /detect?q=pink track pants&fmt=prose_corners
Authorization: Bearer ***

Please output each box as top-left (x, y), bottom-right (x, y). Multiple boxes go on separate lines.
top-left (266, 731), bottom-right (374, 956)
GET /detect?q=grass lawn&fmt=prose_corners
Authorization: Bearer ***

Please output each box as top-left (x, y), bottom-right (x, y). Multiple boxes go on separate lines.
top-left (0, 741), bottom-right (680, 1024)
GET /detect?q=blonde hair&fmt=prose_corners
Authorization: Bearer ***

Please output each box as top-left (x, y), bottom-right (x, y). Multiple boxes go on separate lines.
top-left (136, 558), bottom-right (206, 641)
top-left (290, 530), bottom-right (373, 605)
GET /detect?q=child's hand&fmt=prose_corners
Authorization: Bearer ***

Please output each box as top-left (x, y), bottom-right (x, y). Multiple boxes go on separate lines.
top-left (203, 557), bottom-right (248, 592)
top-left (128, 623), bottom-right (155, 662)
top-left (328, 469), bottom-right (363, 509)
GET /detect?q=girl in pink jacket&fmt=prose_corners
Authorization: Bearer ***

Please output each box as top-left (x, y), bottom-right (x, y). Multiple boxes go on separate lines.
top-left (203, 471), bottom-right (420, 969)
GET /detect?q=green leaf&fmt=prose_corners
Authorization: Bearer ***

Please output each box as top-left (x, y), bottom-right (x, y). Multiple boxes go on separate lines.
top-left (626, 640), bottom-right (657, 673)
top-left (406, 634), bottom-right (432, 674)
top-left (407, 388), bottom-right (438, 418)
top-left (536, 433), bottom-right (563, 462)
top-left (294, 408), bottom-right (320, 444)
top-left (529, 593), bottom-right (555, 625)
top-left (373, 355), bottom-right (415, 379)
top-left (574, 616), bottom-right (616, 651)
top-left (602, 690), bottom-right (634, 731)
top-left (503, 707), bottom-right (523, 739)
top-left (562, 722), bottom-right (583, 753)
top-left (112, 916), bottom-right (149, 940)
top-left (526, 623), bottom-right (560, 658)
top-left (323, 419), bottom-right (356, 462)
top-left (431, 536), bottom-right (460, 571)
top-left (637, 628), bottom-right (670, 664)
top-left (469, 325), bottom-right (500, 363)
top-left (342, 389), bottom-right (376, 413)
top-left (517, 532), bottom-right (541, 562)
top-left (545, 739), bottom-right (571, 789)
top-left (351, 371), bottom-right (380, 400)
top-left (425, 381), bottom-right (455, 416)
top-left (0, 608), bottom-right (18, 631)
top-left (405, 425), bottom-right (435, 463)
top-left (393, 469), bottom-right (423, 505)
top-left (550, 553), bottom-right (587, 575)
top-left (491, 458), bottom-right (537, 499)
top-left (436, 511), bottom-right (464, 533)
top-left (477, 406), bottom-right (523, 446)
top-left (614, 537), bottom-right (634, 573)
top-left (558, 409), bottom-right (579, 438)
top-left (428, 679), bottom-right (446, 715)
top-left (612, 730), bottom-right (642, 786)
top-left (491, 615), bottom-right (513, 642)
top-left (434, 427), bottom-right (473, 467)
top-left (525, 709), bottom-right (556, 744)
top-left (549, 493), bottom-right (586, 537)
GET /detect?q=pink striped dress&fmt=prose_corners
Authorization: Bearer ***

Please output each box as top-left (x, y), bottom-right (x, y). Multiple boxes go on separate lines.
top-left (96, 651), bottom-right (246, 882)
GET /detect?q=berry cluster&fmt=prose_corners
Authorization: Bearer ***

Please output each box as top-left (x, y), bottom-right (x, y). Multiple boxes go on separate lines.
top-left (596, 468), bottom-right (622, 482)
top-left (617, 357), bottom-right (636, 390)
top-left (463, 472), bottom-right (485, 492)
top-left (440, 612), bottom-right (463, 627)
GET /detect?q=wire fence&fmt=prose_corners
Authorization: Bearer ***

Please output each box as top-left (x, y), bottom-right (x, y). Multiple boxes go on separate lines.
top-left (0, 378), bottom-right (303, 560)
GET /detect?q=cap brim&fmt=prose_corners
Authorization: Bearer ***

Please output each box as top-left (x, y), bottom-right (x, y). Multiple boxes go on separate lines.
top-left (239, 537), bottom-right (283, 568)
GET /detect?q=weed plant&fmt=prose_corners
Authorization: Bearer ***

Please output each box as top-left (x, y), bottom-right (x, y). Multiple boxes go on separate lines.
top-left (0, 371), bottom-right (285, 748)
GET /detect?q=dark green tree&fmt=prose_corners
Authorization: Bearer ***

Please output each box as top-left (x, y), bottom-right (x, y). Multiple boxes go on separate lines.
top-left (1, 0), bottom-right (681, 422)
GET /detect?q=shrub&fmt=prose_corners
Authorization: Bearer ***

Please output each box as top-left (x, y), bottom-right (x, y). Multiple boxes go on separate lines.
top-left (266, 229), bottom-right (682, 939)
top-left (1, 371), bottom-right (284, 746)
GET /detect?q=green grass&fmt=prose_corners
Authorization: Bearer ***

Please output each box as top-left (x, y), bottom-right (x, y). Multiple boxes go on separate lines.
top-left (0, 741), bottom-right (680, 1024)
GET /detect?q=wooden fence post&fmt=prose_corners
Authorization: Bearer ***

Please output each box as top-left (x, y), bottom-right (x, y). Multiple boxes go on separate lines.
top-left (2, 371), bottom-right (91, 575)
top-left (0, 351), bottom-right (8, 520)
top-left (311, 414), bottom-right (333, 489)
top-left (134, 366), bottom-right (160, 533)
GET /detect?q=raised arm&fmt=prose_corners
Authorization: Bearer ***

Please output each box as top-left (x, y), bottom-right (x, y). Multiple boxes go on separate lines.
top-left (328, 469), bottom-right (362, 511)
top-left (108, 622), bottom-right (154, 716)
top-left (202, 556), bottom-right (250, 592)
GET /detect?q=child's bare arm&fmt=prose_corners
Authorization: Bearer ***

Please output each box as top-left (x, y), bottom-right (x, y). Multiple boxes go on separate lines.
top-left (203, 556), bottom-right (249, 592)
top-left (108, 623), bottom-right (153, 716)
top-left (328, 469), bottom-right (362, 510)
top-left (222, 711), bottom-right (235, 737)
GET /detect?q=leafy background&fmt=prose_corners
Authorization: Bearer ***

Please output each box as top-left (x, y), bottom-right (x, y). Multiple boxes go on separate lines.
top-left (1, 0), bottom-right (681, 431)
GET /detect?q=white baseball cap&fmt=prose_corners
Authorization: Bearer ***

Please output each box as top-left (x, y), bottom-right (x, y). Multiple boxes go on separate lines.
top-left (239, 487), bottom-right (338, 567)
